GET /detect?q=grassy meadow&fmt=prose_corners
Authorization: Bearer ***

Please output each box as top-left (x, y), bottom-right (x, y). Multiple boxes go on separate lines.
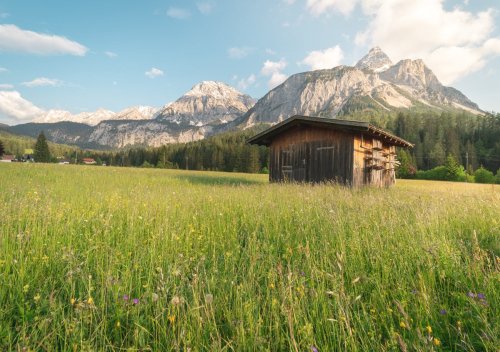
top-left (0, 163), bottom-right (498, 351)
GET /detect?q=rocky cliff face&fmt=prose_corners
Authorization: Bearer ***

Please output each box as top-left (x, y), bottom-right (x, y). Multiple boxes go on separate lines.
top-left (240, 48), bottom-right (481, 127)
top-left (156, 81), bottom-right (255, 125)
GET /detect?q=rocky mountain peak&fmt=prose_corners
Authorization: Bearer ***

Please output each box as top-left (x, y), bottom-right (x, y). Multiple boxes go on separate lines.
top-left (155, 81), bottom-right (255, 125)
top-left (380, 58), bottom-right (441, 90)
top-left (185, 81), bottom-right (243, 99)
top-left (355, 47), bottom-right (393, 73)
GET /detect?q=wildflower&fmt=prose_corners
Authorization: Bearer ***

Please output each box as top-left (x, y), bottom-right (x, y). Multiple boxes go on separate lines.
top-left (411, 289), bottom-right (418, 295)
top-left (115, 321), bottom-right (121, 328)
top-left (426, 325), bottom-right (432, 334)
top-left (399, 321), bottom-right (407, 329)
top-left (168, 315), bottom-right (176, 324)
top-left (467, 292), bottom-right (476, 298)
top-left (171, 295), bottom-right (182, 306)
top-left (123, 294), bottom-right (129, 301)
top-left (433, 338), bottom-right (441, 346)
top-left (439, 309), bottom-right (447, 315)
top-left (70, 298), bottom-right (76, 305)
top-left (23, 284), bottom-right (30, 293)
top-left (205, 294), bottom-right (214, 305)
top-left (311, 346), bottom-right (319, 352)
top-left (133, 298), bottom-right (139, 305)
top-left (269, 283), bottom-right (275, 289)
top-left (477, 293), bottom-right (486, 300)
top-left (34, 293), bottom-right (41, 302)
top-left (87, 297), bottom-right (94, 305)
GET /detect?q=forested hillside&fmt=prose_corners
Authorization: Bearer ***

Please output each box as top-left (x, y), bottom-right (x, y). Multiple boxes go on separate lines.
top-left (2, 112), bottom-right (498, 175)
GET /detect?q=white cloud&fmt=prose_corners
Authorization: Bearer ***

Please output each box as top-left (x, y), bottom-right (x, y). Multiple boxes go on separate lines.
top-left (0, 24), bottom-right (87, 56)
top-left (0, 90), bottom-right (44, 123)
top-left (261, 59), bottom-right (288, 89)
top-left (145, 67), bottom-right (164, 79)
top-left (306, 0), bottom-right (357, 16)
top-left (228, 46), bottom-right (253, 59)
top-left (355, 0), bottom-right (500, 84)
top-left (265, 48), bottom-right (276, 55)
top-left (0, 84), bottom-right (13, 89)
top-left (300, 45), bottom-right (344, 70)
top-left (22, 77), bottom-right (64, 88)
top-left (0, 67), bottom-right (7, 73)
top-left (197, 2), bottom-right (215, 15)
top-left (238, 74), bottom-right (256, 90)
top-left (166, 7), bottom-right (191, 19)
top-left (105, 51), bottom-right (117, 58)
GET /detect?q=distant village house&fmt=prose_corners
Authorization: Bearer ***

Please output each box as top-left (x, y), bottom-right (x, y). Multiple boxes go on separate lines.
top-left (0, 155), bottom-right (16, 163)
top-left (82, 158), bottom-right (97, 165)
top-left (248, 115), bottom-right (413, 187)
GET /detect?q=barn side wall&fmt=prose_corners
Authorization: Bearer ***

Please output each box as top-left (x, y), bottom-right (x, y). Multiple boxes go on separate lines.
top-left (269, 126), bottom-right (354, 184)
top-left (353, 134), bottom-right (397, 187)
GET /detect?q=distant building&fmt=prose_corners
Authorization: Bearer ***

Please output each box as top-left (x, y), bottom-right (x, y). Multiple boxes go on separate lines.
top-left (82, 158), bottom-right (97, 165)
top-left (248, 115), bottom-right (413, 187)
top-left (0, 155), bottom-right (16, 162)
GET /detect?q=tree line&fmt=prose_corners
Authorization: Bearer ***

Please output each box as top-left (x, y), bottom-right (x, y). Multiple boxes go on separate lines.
top-left (1, 111), bottom-right (498, 182)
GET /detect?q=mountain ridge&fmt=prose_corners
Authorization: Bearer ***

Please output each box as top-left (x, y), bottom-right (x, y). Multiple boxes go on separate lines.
top-left (7, 48), bottom-right (484, 149)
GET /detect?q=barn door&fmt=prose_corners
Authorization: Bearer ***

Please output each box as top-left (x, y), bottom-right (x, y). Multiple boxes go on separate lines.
top-left (316, 145), bottom-right (335, 182)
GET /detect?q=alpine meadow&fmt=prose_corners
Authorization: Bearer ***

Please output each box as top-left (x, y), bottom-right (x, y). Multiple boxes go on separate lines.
top-left (0, 163), bottom-right (498, 351)
top-left (2, 0), bottom-right (500, 351)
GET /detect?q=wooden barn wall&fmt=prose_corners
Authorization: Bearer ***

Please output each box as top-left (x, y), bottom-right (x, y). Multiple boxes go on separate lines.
top-left (353, 134), bottom-right (397, 187)
top-left (269, 126), bottom-right (354, 184)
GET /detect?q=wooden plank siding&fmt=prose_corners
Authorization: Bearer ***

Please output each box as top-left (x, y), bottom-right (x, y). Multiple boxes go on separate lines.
top-left (269, 125), bottom-right (354, 184)
top-left (353, 134), bottom-right (397, 187)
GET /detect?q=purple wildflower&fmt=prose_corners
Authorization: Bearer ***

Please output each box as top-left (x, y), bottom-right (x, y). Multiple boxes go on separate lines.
top-left (439, 309), bottom-right (447, 315)
top-left (133, 298), bottom-right (139, 305)
top-left (301, 271), bottom-right (306, 277)
top-left (123, 294), bottom-right (129, 301)
top-left (311, 346), bottom-right (319, 352)
top-left (477, 293), bottom-right (486, 300)
top-left (411, 289), bottom-right (418, 295)
top-left (467, 292), bottom-right (476, 298)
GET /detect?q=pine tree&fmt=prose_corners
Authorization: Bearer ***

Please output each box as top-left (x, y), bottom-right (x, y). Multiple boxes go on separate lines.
top-left (34, 131), bottom-right (51, 163)
top-left (0, 139), bottom-right (4, 157)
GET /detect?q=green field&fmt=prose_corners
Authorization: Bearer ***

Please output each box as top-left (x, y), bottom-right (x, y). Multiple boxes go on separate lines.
top-left (0, 163), bottom-right (498, 351)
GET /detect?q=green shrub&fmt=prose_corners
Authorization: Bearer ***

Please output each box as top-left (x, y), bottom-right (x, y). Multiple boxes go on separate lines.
top-left (474, 167), bottom-right (495, 184)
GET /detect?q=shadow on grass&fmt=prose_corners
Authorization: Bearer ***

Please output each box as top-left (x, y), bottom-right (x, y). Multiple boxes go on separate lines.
top-left (173, 173), bottom-right (264, 186)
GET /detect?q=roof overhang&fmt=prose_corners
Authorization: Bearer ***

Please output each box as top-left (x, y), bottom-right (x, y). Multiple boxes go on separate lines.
top-left (247, 115), bottom-right (413, 148)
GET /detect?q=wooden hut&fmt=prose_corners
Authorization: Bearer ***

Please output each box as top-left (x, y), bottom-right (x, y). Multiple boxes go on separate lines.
top-left (248, 115), bottom-right (413, 187)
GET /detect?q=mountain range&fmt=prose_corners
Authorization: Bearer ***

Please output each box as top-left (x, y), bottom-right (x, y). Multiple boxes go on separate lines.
top-left (7, 48), bottom-right (483, 149)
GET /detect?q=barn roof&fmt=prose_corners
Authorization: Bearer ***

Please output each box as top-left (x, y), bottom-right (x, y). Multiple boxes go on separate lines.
top-left (247, 115), bottom-right (413, 148)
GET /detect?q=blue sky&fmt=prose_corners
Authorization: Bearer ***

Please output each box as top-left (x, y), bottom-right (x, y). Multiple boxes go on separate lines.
top-left (0, 0), bottom-right (499, 124)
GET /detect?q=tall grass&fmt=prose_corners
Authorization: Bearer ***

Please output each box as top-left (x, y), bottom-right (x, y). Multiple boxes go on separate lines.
top-left (0, 163), bottom-right (498, 351)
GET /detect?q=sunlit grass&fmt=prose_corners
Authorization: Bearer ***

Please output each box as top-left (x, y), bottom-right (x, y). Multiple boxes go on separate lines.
top-left (0, 163), bottom-right (498, 351)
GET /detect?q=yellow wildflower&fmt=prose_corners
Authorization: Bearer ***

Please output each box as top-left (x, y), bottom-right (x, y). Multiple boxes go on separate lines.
top-left (34, 293), bottom-right (41, 302)
top-left (433, 338), bottom-right (441, 346)
top-left (87, 297), bottom-right (94, 305)
top-left (70, 298), bottom-right (76, 305)
top-left (23, 284), bottom-right (30, 293)
top-left (269, 283), bottom-right (275, 289)
top-left (168, 315), bottom-right (176, 324)
top-left (116, 321), bottom-right (121, 328)
top-left (399, 321), bottom-right (407, 329)
top-left (426, 325), bottom-right (432, 334)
